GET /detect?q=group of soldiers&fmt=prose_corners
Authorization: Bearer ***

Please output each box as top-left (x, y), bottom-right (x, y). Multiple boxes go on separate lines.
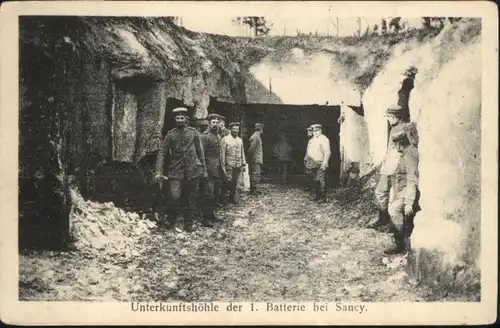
top-left (367, 104), bottom-right (420, 255)
top-left (153, 107), bottom-right (264, 232)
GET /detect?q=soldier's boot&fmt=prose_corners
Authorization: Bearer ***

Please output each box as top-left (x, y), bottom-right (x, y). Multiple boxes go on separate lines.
top-left (384, 230), bottom-right (406, 255)
top-left (367, 209), bottom-right (391, 231)
top-left (183, 211), bottom-right (194, 233)
top-left (309, 183), bottom-right (321, 201)
top-left (316, 190), bottom-right (327, 204)
top-left (201, 202), bottom-right (214, 228)
top-left (229, 192), bottom-right (238, 204)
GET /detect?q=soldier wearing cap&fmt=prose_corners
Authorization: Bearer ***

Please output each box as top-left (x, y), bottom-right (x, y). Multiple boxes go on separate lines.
top-left (198, 113), bottom-right (226, 227)
top-left (383, 122), bottom-right (420, 254)
top-left (221, 122), bottom-right (246, 204)
top-left (218, 115), bottom-right (230, 138)
top-left (154, 107), bottom-right (208, 233)
top-left (304, 123), bottom-right (331, 203)
top-left (198, 119), bottom-right (209, 133)
top-left (247, 122), bottom-right (264, 195)
top-left (368, 103), bottom-right (407, 232)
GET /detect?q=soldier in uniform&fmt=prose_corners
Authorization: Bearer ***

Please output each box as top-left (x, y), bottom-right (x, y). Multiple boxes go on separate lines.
top-left (198, 114), bottom-right (225, 227)
top-left (247, 123), bottom-right (264, 195)
top-left (154, 107), bottom-right (208, 233)
top-left (221, 122), bottom-right (246, 204)
top-left (368, 104), bottom-right (407, 231)
top-left (304, 124), bottom-right (331, 203)
top-left (218, 115), bottom-right (230, 138)
top-left (384, 122), bottom-right (420, 254)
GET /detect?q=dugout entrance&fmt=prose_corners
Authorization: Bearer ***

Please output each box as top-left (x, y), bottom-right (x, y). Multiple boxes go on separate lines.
top-left (208, 98), bottom-right (342, 187)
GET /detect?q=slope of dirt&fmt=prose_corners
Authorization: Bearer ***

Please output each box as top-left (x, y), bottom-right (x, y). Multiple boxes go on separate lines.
top-left (20, 183), bottom-right (440, 302)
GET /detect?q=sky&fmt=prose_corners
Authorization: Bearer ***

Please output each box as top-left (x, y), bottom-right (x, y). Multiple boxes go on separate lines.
top-left (180, 16), bottom-right (424, 37)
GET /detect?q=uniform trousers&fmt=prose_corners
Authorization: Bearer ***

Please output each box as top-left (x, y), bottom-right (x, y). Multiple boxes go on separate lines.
top-left (248, 163), bottom-right (261, 190)
top-left (165, 177), bottom-right (199, 227)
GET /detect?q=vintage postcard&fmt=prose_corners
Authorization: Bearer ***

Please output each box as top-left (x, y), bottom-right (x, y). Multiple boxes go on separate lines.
top-left (0, 0), bottom-right (497, 325)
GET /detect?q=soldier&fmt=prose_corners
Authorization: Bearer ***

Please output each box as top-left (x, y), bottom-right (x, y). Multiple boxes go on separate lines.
top-left (306, 126), bottom-right (313, 139)
top-left (198, 114), bottom-right (225, 227)
top-left (218, 115), bottom-right (230, 138)
top-left (368, 104), bottom-right (407, 231)
top-left (154, 107), bottom-right (208, 233)
top-left (304, 124), bottom-right (331, 203)
top-left (221, 122), bottom-right (246, 204)
top-left (384, 122), bottom-right (420, 254)
top-left (247, 123), bottom-right (264, 195)
top-left (198, 119), bottom-right (209, 133)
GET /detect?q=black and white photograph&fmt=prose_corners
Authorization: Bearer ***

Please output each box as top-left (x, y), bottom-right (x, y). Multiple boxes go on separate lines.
top-left (0, 1), bottom-right (497, 325)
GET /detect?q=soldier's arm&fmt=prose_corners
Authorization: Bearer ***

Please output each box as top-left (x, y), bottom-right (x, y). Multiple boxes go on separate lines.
top-left (404, 147), bottom-right (419, 207)
top-left (155, 135), bottom-right (169, 177)
top-left (194, 132), bottom-right (207, 175)
top-left (323, 137), bottom-right (331, 167)
top-left (248, 135), bottom-right (257, 158)
top-left (220, 136), bottom-right (227, 166)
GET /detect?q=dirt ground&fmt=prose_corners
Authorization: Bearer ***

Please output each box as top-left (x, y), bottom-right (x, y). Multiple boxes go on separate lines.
top-left (20, 183), bottom-right (434, 302)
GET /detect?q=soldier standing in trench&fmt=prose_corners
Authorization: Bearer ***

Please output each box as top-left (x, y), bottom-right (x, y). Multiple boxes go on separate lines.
top-left (384, 122), bottom-right (420, 254)
top-left (154, 107), bottom-right (208, 233)
top-left (221, 122), bottom-right (247, 204)
top-left (247, 123), bottom-right (264, 195)
top-left (368, 104), bottom-right (407, 231)
top-left (304, 124), bottom-right (331, 203)
top-left (198, 114), bottom-right (225, 227)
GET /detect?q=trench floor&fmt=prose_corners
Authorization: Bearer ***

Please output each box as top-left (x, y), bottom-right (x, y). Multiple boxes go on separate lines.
top-left (20, 184), bottom-right (431, 302)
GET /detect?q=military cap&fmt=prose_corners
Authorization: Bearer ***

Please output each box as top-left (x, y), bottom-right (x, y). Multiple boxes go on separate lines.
top-left (172, 107), bottom-right (188, 115)
top-left (386, 104), bottom-right (402, 115)
top-left (306, 126), bottom-right (313, 131)
top-left (392, 122), bottom-right (419, 145)
top-left (229, 122), bottom-right (240, 128)
top-left (311, 124), bottom-right (322, 130)
top-left (390, 124), bottom-right (407, 142)
top-left (199, 119), bottom-right (209, 126)
top-left (218, 115), bottom-right (227, 122)
top-left (254, 123), bottom-right (264, 129)
top-left (207, 113), bottom-right (221, 121)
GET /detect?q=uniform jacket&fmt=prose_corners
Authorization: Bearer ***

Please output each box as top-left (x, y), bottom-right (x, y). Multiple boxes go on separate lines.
top-left (200, 129), bottom-right (224, 178)
top-left (247, 132), bottom-right (263, 164)
top-left (304, 134), bottom-right (331, 169)
top-left (221, 134), bottom-right (246, 168)
top-left (393, 145), bottom-right (419, 207)
top-left (155, 126), bottom-right (207, 180)
top-left (381, 121), bottom-right (405, 175)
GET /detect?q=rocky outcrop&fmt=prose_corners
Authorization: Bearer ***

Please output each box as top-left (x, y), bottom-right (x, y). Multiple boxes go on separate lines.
top-left (18, 16), bottom-right (264, 249)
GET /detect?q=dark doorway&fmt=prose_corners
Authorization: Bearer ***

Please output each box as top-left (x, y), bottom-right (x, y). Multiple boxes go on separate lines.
top-left (208, 100), bottom-right (342, 188)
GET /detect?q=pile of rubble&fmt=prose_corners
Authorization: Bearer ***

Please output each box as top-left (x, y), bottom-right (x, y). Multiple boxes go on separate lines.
top-left (69, 188), bottom-right (156, 256)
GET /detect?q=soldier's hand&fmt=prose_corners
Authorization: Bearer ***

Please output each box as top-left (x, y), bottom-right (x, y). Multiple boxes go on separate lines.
top-left (203, 172), bottom-right (208, 178)
top-left (241, 165), bottom-right (246, 172)
top-left (320, 163), bottom-right (327, 171)
top-left (153, 175), bottom-right (161, 183)
top-left (404, 205), bottom-right (414, 216)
